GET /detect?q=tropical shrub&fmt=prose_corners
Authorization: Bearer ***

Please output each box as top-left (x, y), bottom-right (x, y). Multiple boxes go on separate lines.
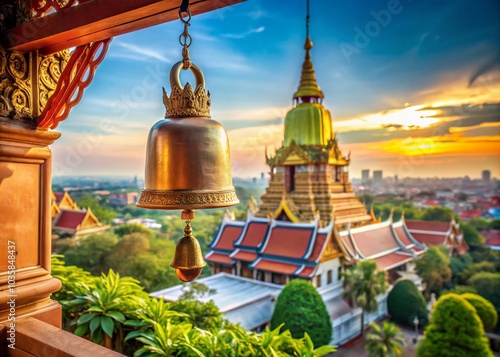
top-left (416, 294), bottom-right (492, 357)
top-left (365, 322), bottom-right (405, 357)
top-left (461, 293), bottom-right (498, 330)
top-left (468, 272), bottom-right (500, 310)
top-left (415, 246), bottom-right (451, 298)
top-left (271, 279), bottom-right (332, 348)
top-left (387, 279), bottom-right (428, 328)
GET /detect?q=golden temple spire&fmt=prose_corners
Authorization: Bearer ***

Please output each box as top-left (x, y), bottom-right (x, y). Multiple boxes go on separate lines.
top-left (293, 0), bottom-right (324, 101)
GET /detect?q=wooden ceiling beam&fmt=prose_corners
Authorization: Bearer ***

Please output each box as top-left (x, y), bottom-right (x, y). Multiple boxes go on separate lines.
top-left (4, 0), bottom-right (244, 55)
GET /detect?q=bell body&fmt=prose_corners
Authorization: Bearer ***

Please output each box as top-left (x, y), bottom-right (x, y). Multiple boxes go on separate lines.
top-left (137, 116), bottom-right (239, 209)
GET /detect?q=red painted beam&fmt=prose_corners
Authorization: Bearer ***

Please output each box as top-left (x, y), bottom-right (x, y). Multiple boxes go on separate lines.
top-left (5, 0), bottom-right (244, 55)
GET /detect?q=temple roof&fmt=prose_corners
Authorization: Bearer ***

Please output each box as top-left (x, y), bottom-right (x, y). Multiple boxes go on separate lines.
top-left (337, 218), bottom-right (426, 271)
top-left (406, 219), bottom-right (468, 254)
top-left (53, 210), bottom-right (88, 230)
top-left (293, 36), bottom-right (324, 100)
top-left (206, 213), bottom-right (334, 277)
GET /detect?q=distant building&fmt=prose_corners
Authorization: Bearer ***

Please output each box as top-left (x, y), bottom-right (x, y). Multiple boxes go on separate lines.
top-left (109, 192), bottom-right (139, 206)
top-left (361, 169), bottom-right (370, 184)
top-left (482, 170), bottom-right (491, 182)
top-left (482, 229), bottom-right (500, 251)
top-left (373, 170), bottom-right (383, 185)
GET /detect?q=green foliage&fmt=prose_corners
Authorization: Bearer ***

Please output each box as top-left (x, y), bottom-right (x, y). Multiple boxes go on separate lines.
top-left (416, 294), bottom-right (492, 357)
top-left (77, 194), bottom-right (117, 223)
top-left (342, 261), bottom-right (389, 336)
top-left (461, 293), bottom-right (498, 330)
top-left (365, 322), bottom-right (405, 357)
top-left (449, 253), bottom-right (473, 281)
top-left (442, 285), bottom-right (477, 295)
top-left (64, 233), bottom-right (119, 275)
top-left (420, 206), bottom-right (454, 222)
top-left (271, 279), bottom-right (332, 348)
top-left (460, 222), bottom-right (485, 246)
top-left (67, 270), bottom-right (149, 351)
top-left (468, 218), bottom-right (490, 232)
top-left (489, 219), bottom-right (500, 230)
top-left (459, 261), bottom-right (495, 284)
top-left (114, 223), bottom-right (154, 238)
top-left (468, 272), bottom-right (500, 310)
top-left (387, 279), bottom-right (428, 328)
top-left (415, 246), bottom-right (451, 298)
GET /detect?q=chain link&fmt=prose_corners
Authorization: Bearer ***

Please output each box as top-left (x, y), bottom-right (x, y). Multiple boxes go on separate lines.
top-left (178, 6), bottom-right (192, 69)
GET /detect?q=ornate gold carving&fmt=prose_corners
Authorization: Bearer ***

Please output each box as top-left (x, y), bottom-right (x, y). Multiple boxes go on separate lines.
top-left (162, 62), bottom-right (211, 118)
top-left (0, 47), bottom-right (32, 121)
top-left (38, 51), bottom-right (70, 111)
top-left (137, 188), bottom-right (239, 209)
top-left (0, 46), bottom-right (69, 122)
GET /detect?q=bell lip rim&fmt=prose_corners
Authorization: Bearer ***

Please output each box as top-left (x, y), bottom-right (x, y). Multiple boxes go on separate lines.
top-left (170, 263), bottom-right (207, 269)
top-left (136, 201), bottom-right (240, 210)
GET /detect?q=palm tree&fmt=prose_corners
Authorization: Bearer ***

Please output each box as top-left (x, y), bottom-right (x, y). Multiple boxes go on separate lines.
top-left (365, 322), bottom-right (405, 357)
top-left (342, 260), bottom-right (388, 337)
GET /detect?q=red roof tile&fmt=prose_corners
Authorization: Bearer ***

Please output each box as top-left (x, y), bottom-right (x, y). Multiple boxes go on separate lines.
top-left (411, 232), bottom-right (446, 246)
top-left (394, 226), bottom-right (413, 247)
top-left (230, 250), bottom-right (258, 262)
top-left (459, 210), bottom-right (483, 219)
top-left (484, 230), bottom-right (500, 246)
top-left (212, 225), bottom-right (243, 251)
top-left (204, 252), bottom-right (233, 265)
top-left (261, 227), bottom-right (314, 259)
top-left (53, 210), bottom-right (87, 230)
top-left (307, 233), bottom-right (327, 262)
top-left (297, 266), bottom-right (316, 278)
top-left (53, 192), bottom-right (64, 203)
top-left (406, 220), bottom-right (450, 233)
top-left (252, 259), bottom-right (300, 275)
top-left (351, 224), bottom-right (399, 258)
top-left (372, 253), bottom-right (413, 271)
top-left (339, 232), bottom-right (356, 257)
top-left (237, 222), bottom-right (268, 248)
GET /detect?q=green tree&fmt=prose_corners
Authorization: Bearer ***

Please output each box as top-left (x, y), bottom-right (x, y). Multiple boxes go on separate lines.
top-left (468, 218), bottom-right (490, 232)
top-left (77, 194), bottom-right (116, 223)
top-left (449, 253), bottom-right (473, 283)
top-left (64, 233), bottom-right (118, 275)
top-left (114, 223), bottom-right (154, 238)
top-left (459, 261), bottom-right (495, 285)
top-left (461, 293), bottom-right (498, 330)
top-left (489, 219), bottom-right (500, 230)
top-left (416, 294), bottom-right (492, 357)
top-left (415, 246), bottom-right (451, 298)
top-left (271, 279), bottom-right (332, 347)
top-left (365, 322), bottom-right (405, 357)
top-left (387, 279), bottom-right (428, 328)
top-left (420, 206), bottom-right (454, 222)
top-left (468, 272), bottom-right (500, 311)
top-left (460, 222), bottom-right (485, 246)
top-left (342, 261), bottom-right (389, 337)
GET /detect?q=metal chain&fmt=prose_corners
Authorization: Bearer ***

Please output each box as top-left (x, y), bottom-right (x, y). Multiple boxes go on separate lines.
top-left (178, 4), bottom-right (192, 69)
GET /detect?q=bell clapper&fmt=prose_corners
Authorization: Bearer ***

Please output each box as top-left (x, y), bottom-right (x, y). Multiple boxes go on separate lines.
top-left (172, 210), bottom-right (205, 282)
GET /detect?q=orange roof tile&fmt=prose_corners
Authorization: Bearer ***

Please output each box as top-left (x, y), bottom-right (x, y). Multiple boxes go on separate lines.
top-left (53, 210), bottom-right (87, 230)
top-left (296, 266), bottom-right (316, 278)
top-left (411, 232), bottom-right (446, 246)
top-left (484, 230), bottom-right (500, 246)
top-left (261, 226), bottom-right (314, 259)
top-left (307, 233), bottom-right (327, 262)
top-left (339, 232), bottom-right (356, 257)
top-left (204, 252), bottom-right (234, 266)
top-left (406, 220), bottom-right (450, 233)
top-left (351, 224), bottom-right (399, 258)
top-left (230, 250), bottom-right (258, 262)
top-left (212, 225), bottom-right (243, 251)
top-left (237, 221), bottom-right (269, 248)
top-left (372, 253), bottom-right (413, 271)
top-left (252, 259), bottom-right (300, 275)
top-left (394, 226), bottom-right (413, 247)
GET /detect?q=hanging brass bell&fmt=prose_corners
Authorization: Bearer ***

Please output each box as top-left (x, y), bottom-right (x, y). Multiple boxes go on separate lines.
top-left (136, 61), bottom-right (239, 210)
top-left (170, 210), bottom-right (206, 282)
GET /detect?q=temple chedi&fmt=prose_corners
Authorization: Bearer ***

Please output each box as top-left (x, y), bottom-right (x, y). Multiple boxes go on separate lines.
top-left (255, 31), bottom-right (372, 228)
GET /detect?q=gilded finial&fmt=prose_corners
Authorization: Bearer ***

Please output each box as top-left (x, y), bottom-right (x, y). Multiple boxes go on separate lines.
top-left (293, 0), bottom-right (323, 100)
top-left (163, 62), bottom-right (211, 118)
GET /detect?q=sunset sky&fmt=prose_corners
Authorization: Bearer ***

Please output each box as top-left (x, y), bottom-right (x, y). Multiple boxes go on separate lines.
top-left (51, 0), bottom-right (500, 179)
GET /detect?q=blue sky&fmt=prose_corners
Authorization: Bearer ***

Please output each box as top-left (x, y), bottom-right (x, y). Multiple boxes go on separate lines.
top-left (52, 0), bottom-right (500, 179)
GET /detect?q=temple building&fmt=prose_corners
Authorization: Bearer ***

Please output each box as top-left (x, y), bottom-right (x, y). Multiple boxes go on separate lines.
top-left (255, 33), bottom-right (371, 228)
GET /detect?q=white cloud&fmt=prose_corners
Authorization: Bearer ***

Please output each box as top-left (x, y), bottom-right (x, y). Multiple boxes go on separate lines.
top-left (110, 41), bottom-right (173, 63)
top-left (222, 26), bottom-right (265, 40)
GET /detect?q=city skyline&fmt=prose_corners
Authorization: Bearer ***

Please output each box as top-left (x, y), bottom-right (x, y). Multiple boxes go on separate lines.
top-left (51, 0), bottom-right (500, 179)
